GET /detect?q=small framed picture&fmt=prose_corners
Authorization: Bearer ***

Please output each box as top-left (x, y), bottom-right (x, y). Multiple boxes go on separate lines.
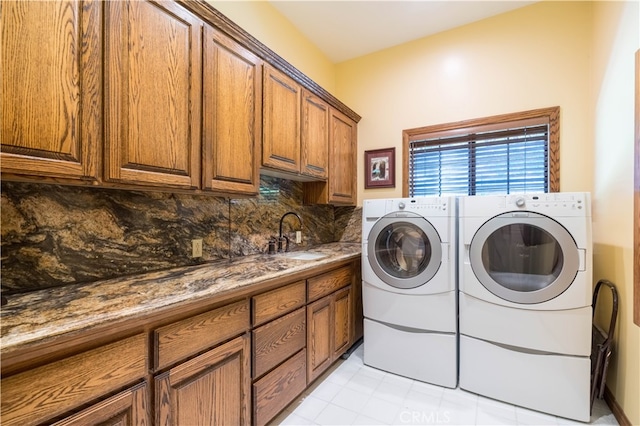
top-left (365, 147), bottom-right (395, 189)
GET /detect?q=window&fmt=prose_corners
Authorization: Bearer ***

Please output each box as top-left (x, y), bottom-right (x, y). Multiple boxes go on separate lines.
top-left (403, 107), bottom-right (560, 197)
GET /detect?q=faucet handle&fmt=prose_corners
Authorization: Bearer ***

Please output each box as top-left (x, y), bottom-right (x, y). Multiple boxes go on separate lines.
top-left (268, 237), bottom-right (277, 254)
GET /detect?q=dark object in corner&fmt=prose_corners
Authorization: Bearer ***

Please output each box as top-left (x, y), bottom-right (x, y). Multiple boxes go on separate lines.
top-left (341, 337), bottom-right (363, 360)
top-left (590, 279), bottom-right (618, 414)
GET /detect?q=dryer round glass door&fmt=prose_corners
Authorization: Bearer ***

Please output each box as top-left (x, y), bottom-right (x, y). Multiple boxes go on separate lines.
top-left (368, 212), bottom-right (442, 289)
top-left (469, 212), bottom-right (579, 304)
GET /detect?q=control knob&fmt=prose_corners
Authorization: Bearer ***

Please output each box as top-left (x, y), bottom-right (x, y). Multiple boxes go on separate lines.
top-left (515, 197), bottom-right (526, 207)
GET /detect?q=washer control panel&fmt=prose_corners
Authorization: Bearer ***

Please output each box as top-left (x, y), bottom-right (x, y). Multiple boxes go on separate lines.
top-left (389, 197), bottom-right (449, 212)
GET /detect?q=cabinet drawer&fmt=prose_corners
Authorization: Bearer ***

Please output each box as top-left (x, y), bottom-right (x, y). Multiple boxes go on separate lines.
top-left (253, 349), bottom-right (306, 426)
top-left (307, 266), bottom-right (351, 302)
top-left (252, 280), bottom-right (306, 326)
top-left (155, 300), bottom-right (249, 370)
top-left (253, 307), bottom-right (306, 378)
top-left (1, 334), bottom-right (147, 426)
top-left (52, 381), bottom-right (148, 426)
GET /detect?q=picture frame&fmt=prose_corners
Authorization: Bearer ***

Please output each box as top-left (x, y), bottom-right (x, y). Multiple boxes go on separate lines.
top-left (365, 147), bottom-right (395, 189)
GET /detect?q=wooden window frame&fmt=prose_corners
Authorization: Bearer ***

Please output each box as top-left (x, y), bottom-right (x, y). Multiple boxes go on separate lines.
top-left (402, 106), bottom-right (560, 197)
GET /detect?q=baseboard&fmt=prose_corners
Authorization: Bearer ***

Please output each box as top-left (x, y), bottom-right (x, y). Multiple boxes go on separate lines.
top-left (604, 386), bottom-right (632, 426)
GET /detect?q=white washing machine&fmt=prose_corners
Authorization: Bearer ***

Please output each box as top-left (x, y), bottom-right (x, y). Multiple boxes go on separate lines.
top-left (458, 193), bottom-right (592, 422)
top-left (362, 197), bottom-right (457, 388)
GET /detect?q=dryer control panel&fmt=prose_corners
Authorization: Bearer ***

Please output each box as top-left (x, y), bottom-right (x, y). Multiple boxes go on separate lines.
top-left (460, 192), bottom-right (591, 218)
top-left (506, 193), bottom-right (590, 216)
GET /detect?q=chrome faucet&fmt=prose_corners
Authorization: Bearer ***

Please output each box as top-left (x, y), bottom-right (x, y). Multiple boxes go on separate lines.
top-left (278, 212), bottom-right (302, 253)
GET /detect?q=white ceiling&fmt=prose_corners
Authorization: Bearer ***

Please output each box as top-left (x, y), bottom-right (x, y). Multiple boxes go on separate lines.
top-left (268, 1), bottom-right (537, 63)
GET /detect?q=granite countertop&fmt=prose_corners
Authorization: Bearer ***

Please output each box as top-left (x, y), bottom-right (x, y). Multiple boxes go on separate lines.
top-left (1, 242), bottom-right (362, 356)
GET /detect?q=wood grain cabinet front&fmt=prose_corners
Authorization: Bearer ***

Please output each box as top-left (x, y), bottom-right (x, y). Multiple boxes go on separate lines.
top-left (262, 65), bottom-right (302, 174)
top-left (250, 281), bottom-right (308, 425)
top-left (252, 280), bottom-right (306, 327)
top-left (253, 349), bottom-right (307, 426)
top-left (0, 0), bottom-right (101, 183)
top-left (307, 285), bottom-right (352, 383)
top-left (253, 307), bottom-right (306, 379)
top-left (0, 334), bottom-right (148, 426)
top-left (51, 382), bottom-right (149, 426)
top-left (202, 24), bottom-right (263, 196)
top-left (262, 66), bottom-right (332, 182)
top-left (301, 89), bottom-right (330, 180)
top-left (104, 0), bottom-right (203, 189)
top-left (154, 299), bottom-right (250, 371)
top-left (307, 265), bottom-right (352, 302)
top-left (304, 108), bottom-right (358, 206)
top-left (155, 334), bottom-right (251, 426)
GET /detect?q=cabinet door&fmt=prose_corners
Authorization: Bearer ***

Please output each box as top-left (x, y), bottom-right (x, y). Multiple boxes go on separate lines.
top-left (301, 89), bottom-right (329, 179)
top-left (1, 334), bottom-right (147, 426)
top-left (333, 286), bottom-right (352, 358)
top-left (352, 260), bottom-right (364, 343)
top-left (262, 65), bottom-right (301, 173)
top-left (156, 334), bottom-right (251, 426)
top-left (303, 108), bottom-right (357, 205)
top-left (306, 296), bottom-right (332, 383)
top-left (52, 382), bottom-right (148, 426)
top-left (328, 108), bottom-right (357, 204)
top-left (1, 0), bottom-right (101, 182)
top-left (104, 0), bottom-right (202, 189)
top-left (203, 25), bottom-right (262, 195)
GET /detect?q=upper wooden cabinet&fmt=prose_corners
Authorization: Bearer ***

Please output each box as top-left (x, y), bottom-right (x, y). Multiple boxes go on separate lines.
top-left (304, 108), bottom-right (358, 205)
top-left (301, 89), bottom-right (330, 180)
top-left (0, 0), bottom-right (101, 182)
top-left (104, 0), bottom-right (202, 189)
top-left (1, 0), bottom-right (359, 200)
top-left (262, 65), bottom-right (301, 174)
top-left (262, 66), bottom-right (332, 181)
top-left (202, 25), bottom-right (262, 196)
top-left (328, 108), bottom-right (358, 204)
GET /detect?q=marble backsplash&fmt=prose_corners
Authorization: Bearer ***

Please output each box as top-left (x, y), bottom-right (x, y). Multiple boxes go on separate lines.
top-left (1, 177), bottom-right (362, 294)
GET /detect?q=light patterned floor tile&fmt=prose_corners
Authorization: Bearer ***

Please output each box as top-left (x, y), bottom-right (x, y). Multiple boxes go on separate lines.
top-left (274, 342), bottom-right (618, 426)
top-left (314, 403), bottom-right (359, 425)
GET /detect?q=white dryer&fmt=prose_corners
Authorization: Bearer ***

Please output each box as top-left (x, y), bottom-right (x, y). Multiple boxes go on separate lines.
top-left (458, 193), bottom-right (592, 422)
top-left (362, 197), bottom-right (457, 388)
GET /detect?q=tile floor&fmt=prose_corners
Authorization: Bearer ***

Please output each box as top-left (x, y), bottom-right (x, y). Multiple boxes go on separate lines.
top-left (270, 343), bottom-right (618, 426)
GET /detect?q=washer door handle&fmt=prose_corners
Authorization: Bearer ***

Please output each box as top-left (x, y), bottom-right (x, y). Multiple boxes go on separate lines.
top-left (578, 248), bottom-right (586, 271)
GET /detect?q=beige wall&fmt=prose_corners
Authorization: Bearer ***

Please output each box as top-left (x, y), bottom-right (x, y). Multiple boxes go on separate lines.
top-left (335, 2), bottom-right (594, 204)
top-left (202, 1), bottom-right (638, 422)
top-left (592, 1), bottom-right (640, 425)
top-left (208, 0), bottom-right (336, 93)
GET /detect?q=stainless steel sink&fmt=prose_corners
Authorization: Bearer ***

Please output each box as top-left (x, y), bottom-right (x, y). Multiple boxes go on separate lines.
top-left (281, 252), bottom-right (328, 261)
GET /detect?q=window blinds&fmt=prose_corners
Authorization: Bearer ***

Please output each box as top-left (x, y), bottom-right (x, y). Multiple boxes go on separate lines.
top-left (408, 121), bottom-right (549, 197)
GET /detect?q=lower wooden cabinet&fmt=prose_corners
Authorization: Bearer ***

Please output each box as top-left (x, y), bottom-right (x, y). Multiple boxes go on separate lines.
top-left (307, 285), bottom-right (352, 383)
top-left (251, 281), bottom-right (308, 425)
top-left (155, 334), bottom-right (251, 426)
top-left (0, 334), bottom-right (148, 426)
top-left (253, 307), bottom-right (306, 378)
top-left (52, 382), bottom-right (149, 426)
top-left (1, 260), bottom-right (361, 426)
top-left (253, 349), bottom-right (307, 426)
top-left (333, 286), bottom-right (352, 358)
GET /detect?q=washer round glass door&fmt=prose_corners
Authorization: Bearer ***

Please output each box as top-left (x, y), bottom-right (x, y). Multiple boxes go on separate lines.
top-left (367, 212), bottom-right (442, 289)
top-left (469, 212), bottom-right (579, 304)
